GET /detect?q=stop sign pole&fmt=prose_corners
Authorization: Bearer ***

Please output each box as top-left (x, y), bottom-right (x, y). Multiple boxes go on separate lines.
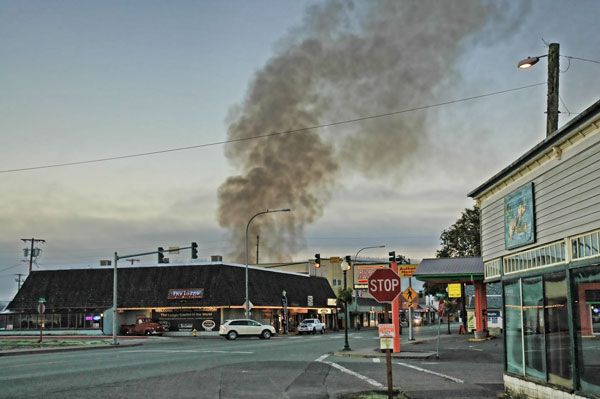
top-left (368, 264), bottom-right (401, 353)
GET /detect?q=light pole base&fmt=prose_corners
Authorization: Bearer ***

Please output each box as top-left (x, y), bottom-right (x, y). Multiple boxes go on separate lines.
top-left (342, 346), bottom-right (352, 351)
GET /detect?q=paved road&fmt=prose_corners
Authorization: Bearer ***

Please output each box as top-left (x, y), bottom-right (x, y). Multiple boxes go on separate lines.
top-left (0, 325), bottom-right (504, 398)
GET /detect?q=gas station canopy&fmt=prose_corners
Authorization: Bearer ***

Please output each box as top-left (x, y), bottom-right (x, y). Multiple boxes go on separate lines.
top-left (414, 257), bottom-right (484, 284)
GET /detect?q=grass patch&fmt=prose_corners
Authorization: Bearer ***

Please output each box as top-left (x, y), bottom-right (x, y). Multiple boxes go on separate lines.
top-left (0, 339), bottom-right (111, 351)
top-left (340, 390), bottom-right (407, 399)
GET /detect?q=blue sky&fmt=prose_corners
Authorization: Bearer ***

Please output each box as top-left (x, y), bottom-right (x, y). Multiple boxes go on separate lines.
top-left (1, 0), bottom-right (600, 301)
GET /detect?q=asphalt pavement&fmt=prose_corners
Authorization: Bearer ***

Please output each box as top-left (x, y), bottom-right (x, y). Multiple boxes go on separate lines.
top-left (0, 324), bottom-right (504, 399)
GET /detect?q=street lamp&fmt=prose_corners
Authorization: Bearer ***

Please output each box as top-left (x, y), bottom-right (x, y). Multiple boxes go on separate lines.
top-left (518, 42), bottom-right (560, 137)
top-left (245, 208), bottom-right (291, 318)
top-left (341, 258), bottom-right (352, 351)
top-left (352, 245), bottom-right (385, 329)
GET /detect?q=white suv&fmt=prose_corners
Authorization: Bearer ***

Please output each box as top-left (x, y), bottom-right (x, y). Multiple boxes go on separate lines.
top-left (297, 318), bottom-right (325, 334)
top-left (219, 319), bottom-right (276, 340)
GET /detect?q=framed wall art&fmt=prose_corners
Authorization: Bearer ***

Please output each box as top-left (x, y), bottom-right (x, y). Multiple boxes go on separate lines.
top-left (504, 183), bottom-right (535, 250)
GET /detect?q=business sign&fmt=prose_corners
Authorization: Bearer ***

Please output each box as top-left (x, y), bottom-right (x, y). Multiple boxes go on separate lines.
top-left (448, 283), bottom-right (462, 298)
top-left (167, 288), bottom-right (204, 300)
top-left (153, 309), bottom-right (219, 332)
top-left (357, 265), bottom-right (386, 284)
top-left (318, 308), bottom-right (332, 314)
top-left (327, 298), bottom-right (337, 306)
top-left (307, 295), bottom-right (313, 307)
top-left (397, 265), bottom-right (418, 277)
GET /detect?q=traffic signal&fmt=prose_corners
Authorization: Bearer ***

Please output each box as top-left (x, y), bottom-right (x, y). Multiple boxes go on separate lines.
top-left (388, 251), bottom-right (396, 262)
top-left (158, 247), bottom-right (165, 263)
top-left (345, 255), bottom-right (352, 265)
top-left (315, 253), bottom-right (321, 268)
top-left (191, 242), bottom-right (198, 259)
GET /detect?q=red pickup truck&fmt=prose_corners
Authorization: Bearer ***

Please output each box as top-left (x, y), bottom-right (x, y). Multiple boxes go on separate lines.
top-left (120, 317), bottom-right (164, 336)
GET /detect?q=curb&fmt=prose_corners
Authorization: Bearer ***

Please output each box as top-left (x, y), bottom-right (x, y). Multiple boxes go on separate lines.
top-left (0, 342), bottom-right (143, 357)
top-left (333, 349), bottom-right (436, 360)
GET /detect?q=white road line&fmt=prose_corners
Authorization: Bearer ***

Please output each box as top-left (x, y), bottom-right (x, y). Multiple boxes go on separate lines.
top-left (323, 361), bottom-right (384, 388)
top-left (395, 362), bottom-right (463, 384)
top-left (120, 349), bottom-right (253, 354)
top-left (372, 358), bottom-right (381, 363)
top-left (315, 354), bottom-right (329, 362)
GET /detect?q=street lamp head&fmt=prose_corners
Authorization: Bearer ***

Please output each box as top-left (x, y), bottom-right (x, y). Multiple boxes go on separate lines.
top-left (340, 260), bottom-right (351, 271)
top-left (267, 208), bottom-right (292, 213)
top-left (517, 56), bottom-right (540, 69)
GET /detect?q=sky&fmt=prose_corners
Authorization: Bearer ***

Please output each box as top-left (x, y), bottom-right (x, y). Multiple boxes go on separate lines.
top-left (1, 0), bottom-right (599, 301)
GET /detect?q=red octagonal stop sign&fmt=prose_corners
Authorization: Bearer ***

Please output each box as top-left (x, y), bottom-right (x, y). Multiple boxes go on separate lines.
top-left (368, 268), bottom-right (402, 303)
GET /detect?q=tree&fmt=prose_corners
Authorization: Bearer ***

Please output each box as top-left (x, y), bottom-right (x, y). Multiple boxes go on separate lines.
top-left (437, 205), bottom-right (481, 258)
top-left (336, 287), bottom-right (353, 308)
top-left (424, 205), bottom-right (481, 296)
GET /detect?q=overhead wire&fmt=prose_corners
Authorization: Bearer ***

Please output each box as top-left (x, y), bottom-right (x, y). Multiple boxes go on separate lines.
top-left (0, 82), bottom-right (545, 174)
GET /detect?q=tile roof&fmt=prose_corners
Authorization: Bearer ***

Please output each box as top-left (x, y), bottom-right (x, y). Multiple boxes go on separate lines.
top-left (7, 264), bottom-right (336, 311)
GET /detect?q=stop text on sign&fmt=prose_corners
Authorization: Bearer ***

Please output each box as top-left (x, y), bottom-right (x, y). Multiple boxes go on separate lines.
top-left (367, 268), bottom-right (402, 303)
top-left (369, 278), bottom-right (400, 292)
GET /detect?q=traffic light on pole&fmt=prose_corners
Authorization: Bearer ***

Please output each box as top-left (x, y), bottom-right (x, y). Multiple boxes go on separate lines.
top-left (158, 247), bottom-right (165, 264)
top-left (388, 251), bottom-right (396, 262)
top-left (315, 253), bottom-right (321, 268)
top-left (191, 242), bottom-right (198, 259)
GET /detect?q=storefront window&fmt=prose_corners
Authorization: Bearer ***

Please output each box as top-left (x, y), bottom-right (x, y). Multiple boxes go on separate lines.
top-left (504, 280), bottom-right (523, 375)
top-left (522, 277), bottom-right (545, 380)
top-left (573, 265), bottom-right (600, 394)
top-left (544, 271), bottom-right (572, 388)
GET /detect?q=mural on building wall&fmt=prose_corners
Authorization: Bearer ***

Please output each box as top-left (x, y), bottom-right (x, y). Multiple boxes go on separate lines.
top-left (504, 183), bottom-right (535, 250)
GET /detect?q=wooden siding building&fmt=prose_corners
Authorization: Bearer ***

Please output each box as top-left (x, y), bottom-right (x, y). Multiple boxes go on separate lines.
top-left (469, 99), bottom-right (600, 398)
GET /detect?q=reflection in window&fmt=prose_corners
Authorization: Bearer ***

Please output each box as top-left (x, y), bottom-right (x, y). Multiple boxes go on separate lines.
top-left (523, 277), bottom-right (545, 380)
top-left (504, 280), bottom-right (523, 375)
top-left (544, 271), bottom-right (572, 388)
top-left (573, 266), bottom-right (600, 395)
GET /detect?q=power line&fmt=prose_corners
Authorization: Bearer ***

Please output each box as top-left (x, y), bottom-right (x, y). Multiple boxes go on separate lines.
top-left (0, 82), bottom-right (545, 174)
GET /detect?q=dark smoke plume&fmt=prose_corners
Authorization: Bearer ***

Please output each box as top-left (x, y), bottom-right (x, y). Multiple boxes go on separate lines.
top-left (217, 0), bottom-right (530, 262)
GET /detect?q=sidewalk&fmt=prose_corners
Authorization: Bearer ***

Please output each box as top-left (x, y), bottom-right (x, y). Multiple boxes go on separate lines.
top-left (332, 330), bottom-right (505, 399)
top-left (0, 336), bottom-right (145, 357)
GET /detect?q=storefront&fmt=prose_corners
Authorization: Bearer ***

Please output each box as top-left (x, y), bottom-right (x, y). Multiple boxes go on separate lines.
top-left (469, 99), bottom-right (600, 398)
top-left (1, 263), bottom-right (337, 336)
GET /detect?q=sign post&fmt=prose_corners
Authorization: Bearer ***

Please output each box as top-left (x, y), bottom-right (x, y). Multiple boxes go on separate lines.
top-left (368, 267), bottom-right (402, 353)
top-left (378, 324), bottom-right (396, 399)
top-left (436, 299), bottom-right (445, 359)
top-left (37, 297), bottom-right (46, 343)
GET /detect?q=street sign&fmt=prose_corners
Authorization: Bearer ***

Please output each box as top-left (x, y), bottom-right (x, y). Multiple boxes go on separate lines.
top-left (378, 324), bottom-right (395, 338)
top-left (397, 264), bottom-right (418, 277)
top-left (38, 297), bottom-right (46, 304)
top-left (243, 300), bottom-right (254, 311)
top-left (402, 287), bottom-right (418, 303)
top-left (448, 283), bottom-right (462, 298)
top-left (368, 269), bottom-right (402, 303)
top-left (37, 303), bottom-right (45, 314)
top-left (329, 256), bottom-right (342, 264)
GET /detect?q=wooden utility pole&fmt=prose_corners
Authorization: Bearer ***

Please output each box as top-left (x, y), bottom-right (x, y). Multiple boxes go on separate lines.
top-left (21, 238), bottom-right (45, 273)
top-left (546, 43), bottom-right (560, 137)
top-left (15, 273), bottom-right (24, 290)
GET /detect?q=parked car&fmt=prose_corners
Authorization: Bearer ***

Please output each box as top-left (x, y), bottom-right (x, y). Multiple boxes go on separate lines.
top-left (413, 314), bottom-right (423, 326)
top-left (219, 319), bottom-right (275, 340)
top-left (120, 317), bottom-right (164, 336)
top-left (297, 318), bottom-right (325, 334)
